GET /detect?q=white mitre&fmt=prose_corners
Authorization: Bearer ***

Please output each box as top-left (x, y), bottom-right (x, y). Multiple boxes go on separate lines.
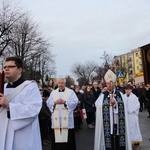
top-left (104, 69), bottom-right (116, 83)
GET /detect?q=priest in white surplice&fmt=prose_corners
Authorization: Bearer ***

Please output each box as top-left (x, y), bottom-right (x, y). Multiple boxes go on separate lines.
top-left (94, 70), bottom-right (132, 150)
top-left (0, 57), bottom-right (42, 150)
top-left (123, 84), bottom-right (142, 150)
top-left (47, 78), bottom-right (78, 150)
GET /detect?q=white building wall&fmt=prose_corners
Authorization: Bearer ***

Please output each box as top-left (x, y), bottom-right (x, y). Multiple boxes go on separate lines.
top-left (135, 76), bottom-right (144, 84)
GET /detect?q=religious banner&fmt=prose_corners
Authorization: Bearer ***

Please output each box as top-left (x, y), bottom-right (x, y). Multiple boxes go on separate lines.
top-left (141, 44), bottom-right (150, 84)
top-left (0, 70), bottom-right (4, 94)
top-left (0, 70), bottom-right (4, 108)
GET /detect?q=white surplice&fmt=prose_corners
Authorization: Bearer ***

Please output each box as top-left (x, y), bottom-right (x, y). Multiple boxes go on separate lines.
top-left (123, 93), bottom-right (142, 144)
top-left (94, 92), bottom-right (132, 150)
top-left (0, 82), bottom-right (42, 150)
top-left (47, 87), bottom-right (78, 129)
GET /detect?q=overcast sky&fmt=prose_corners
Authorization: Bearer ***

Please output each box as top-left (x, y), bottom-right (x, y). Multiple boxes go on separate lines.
top-left (15, 0), bottom-right (150, 77)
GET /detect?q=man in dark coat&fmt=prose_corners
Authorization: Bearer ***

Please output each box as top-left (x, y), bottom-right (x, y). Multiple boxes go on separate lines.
top-left (74, 86), bottom-right (84, 130)
top-left (118, 83), bottom-right (125, 94)
top-left (145, 84), bottom-right (150, 118)
top-left (39, 90), bottom-right (51, 145)
top-left (138, 85), bottom-right (146, 112)
top-left (91, 81), bottom-right (101, 100)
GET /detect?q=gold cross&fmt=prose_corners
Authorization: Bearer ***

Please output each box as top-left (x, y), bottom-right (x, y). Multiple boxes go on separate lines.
top-left (63, 117), bottom-right (67, 121)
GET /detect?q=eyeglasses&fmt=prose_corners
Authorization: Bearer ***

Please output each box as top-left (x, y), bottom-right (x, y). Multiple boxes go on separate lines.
top-left (3, 66), bottom-right (17, 69)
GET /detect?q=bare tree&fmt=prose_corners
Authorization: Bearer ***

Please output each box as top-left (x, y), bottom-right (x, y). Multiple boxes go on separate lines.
top-left (48, 66), bottom-right (56, 78)
top-left (0, 0), bottom-right (24, 56)
top-left (95, 51), bottom-right (114, 82)
top-left (7, 15), bottom-right (47, 61)
top-left (39, 51), bottom-right (56, 87)
top-left (72, 64), bottom-right (86, 79)
top-left (72, 61), bottom-right (98, 85)
top-left (0, 0), bottom-right (56, 85)
top-left (100, 51), bottom-right (113, 69)
top-left (65, 76), bottom-right (75, 88)
top-left (2, 14), bottom-right (56, 83)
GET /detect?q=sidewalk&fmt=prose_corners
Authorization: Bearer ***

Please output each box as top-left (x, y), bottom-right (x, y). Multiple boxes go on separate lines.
top-left (139, 111), bottom-right (150, 150)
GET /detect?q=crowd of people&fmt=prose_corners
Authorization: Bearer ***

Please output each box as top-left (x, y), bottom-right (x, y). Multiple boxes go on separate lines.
top-left (38, 77), bottom-right (150, 150)
top-left (0, 56), bottom-right (149, 150)
top-left (38, 80), bottom-right (102, 140)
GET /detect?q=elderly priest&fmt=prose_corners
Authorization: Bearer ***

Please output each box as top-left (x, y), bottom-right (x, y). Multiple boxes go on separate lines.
top-left (94, 70), bottom-right (132, 150)
top-left (47, 78), bottom-right (78, 150)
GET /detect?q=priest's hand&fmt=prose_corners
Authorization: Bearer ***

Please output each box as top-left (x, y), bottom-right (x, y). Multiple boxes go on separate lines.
top-left (54, 98), bottom-right (66, 104)
top-left (0, 93), bottom-right (9, 109)
top-left (110, 98), bottom-right (116, 106)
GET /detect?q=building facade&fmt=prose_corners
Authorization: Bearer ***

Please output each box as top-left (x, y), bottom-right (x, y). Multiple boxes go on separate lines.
top-left (114, 48), bottom-right (144, 84)
top-left (132, 49), bottom-right (144, 84)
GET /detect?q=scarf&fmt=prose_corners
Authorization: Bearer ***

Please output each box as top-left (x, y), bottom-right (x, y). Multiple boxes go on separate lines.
top-left (103, 90), bottom-right (126, 149)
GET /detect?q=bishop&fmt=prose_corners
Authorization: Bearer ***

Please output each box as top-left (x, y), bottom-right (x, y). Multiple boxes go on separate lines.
top-left (94, 69), bottom-right (132, 150)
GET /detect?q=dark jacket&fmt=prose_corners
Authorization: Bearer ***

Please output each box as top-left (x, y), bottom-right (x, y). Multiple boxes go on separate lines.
top-left (91, 87), bottom-right (101, 100)
top-left (146, 89), bottom-right (150, 100)
top-left (118, 86), bottom-right (125, 94)
top-left (146, 89), bottom-right (150, 112)
top-left (139, 88), bottom-right (146, 103)
top-left (39, 98), bottom-right (51, 120)
top-left (132, 88), bottom-right (139, 97)
top-left (84, 92), bottom-right (96, 112)
top-left (75, 91), bottom-right (84, 109)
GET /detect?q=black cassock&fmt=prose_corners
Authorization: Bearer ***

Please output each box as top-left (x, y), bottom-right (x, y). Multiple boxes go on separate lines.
top-left (51, 129), bottom-right (76, 150)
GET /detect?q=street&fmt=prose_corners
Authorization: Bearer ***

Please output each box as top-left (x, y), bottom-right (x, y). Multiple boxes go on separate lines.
top-left (139, 111), bottom-right (150, 150)
top-left (43, 111), bottom-right (150, 150)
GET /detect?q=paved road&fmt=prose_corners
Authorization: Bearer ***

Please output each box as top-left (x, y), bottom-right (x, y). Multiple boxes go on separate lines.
top-left (43, 111), bottom-right (150, 150)
top-left (139, 111), bottom-right (150, 150)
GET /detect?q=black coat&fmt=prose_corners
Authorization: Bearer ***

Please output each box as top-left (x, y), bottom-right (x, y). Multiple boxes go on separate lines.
top-left (84, 92), bottom-right (96, 112)
top-left (132, 88), bottom-right (139, 97)
top-left (118, 86), bottom-right (125, 94)
top-left (146, 89), bottom-right (150, 100)
top-left (146, 89), bottom-right (150, 112)
top-left (75, 91), bottom-right (84, 109)
top-left (39, 99), bottom-right (51, 120)
top-left (138, 88), bottom-right (146, 103)
top-left (91, 87), bottom-right (101, 100)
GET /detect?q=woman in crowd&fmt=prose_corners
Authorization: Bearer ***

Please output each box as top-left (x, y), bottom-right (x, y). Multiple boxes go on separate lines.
top-left (84, 85), bottom-right (96, 129)
top-left (73, 86), bottom-right (84, 131)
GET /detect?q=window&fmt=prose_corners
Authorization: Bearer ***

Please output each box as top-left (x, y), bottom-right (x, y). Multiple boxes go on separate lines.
top-left (136, 53), bottom-right (138, 57)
